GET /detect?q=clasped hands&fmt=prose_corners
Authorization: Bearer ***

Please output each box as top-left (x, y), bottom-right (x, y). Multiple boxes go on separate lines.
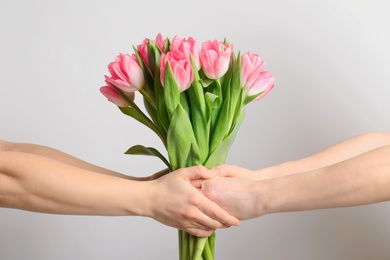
top-left (148, 164), bottom-right (260, 237)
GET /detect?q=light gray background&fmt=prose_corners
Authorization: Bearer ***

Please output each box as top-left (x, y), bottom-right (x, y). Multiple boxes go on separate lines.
top-left (1, 0), bottom-right (390, 259)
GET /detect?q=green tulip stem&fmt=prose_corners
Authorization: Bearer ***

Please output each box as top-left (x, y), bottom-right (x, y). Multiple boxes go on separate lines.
top-left (112, 84), bottom-right (167, 147)
top-left (139, 87), bottom-right (157, 109)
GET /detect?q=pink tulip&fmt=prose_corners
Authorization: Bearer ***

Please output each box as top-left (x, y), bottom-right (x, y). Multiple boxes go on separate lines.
top-left (160, 50), bottom-right (194, 92)
top-left (170, 34), bottom-right (184, 47)
top-left (137, 38), bottom-right (150, 68)
top-left (199, 40), bottom-right (233, 79)
top-left (247, 71), bottom-right (275, 101)
top-left (104, 53), bottom-right (145, 93)
top-left (240, 52), bottom-right (266, 89)
top-left (155, 33), bottom-right (166, 51)
top-left (170, 36), bottom-right (200, 70)
top-left (99, 85), bottom-right (134, 107)
top-left (137, 33), bottom-right (167, 69)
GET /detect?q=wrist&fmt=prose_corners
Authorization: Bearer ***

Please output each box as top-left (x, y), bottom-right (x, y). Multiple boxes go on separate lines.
top-left (254, 177), bottom-right (288, 216)
top-left (261, 170), bottom-right (324, 214)
top-left (129, 180), bottom-right (158, 218)
top-left (251, 179), bottom-right (275, 217)
top-left (119, 180), bottom-right (155, 217)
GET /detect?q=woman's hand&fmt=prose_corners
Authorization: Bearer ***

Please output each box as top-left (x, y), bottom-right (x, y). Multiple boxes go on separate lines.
top-left (212, 164), bottom-right (255, 179)
top-left (193, 176), bottom-right (266, 220)
top-left (188, 164), bottom-right (269, 220)
top-left (144, 165), bottom-right (240, 237)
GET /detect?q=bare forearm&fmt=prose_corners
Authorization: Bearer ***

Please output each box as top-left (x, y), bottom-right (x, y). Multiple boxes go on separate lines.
top-left (0, 152), bottom-right (238, 237)
top-left (203, 134), bottom-right (390, 220)
top-left (0, 151), bottom-right (146, 215)
top-left (262, 145), bottom-right (390, 214)
top-left (255, 132), bottom-right (390, 179)
top-left (1, 140), bottom-right (144, 180)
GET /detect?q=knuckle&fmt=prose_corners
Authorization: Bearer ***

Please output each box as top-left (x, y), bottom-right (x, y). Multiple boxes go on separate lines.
top-left (182, 207), bottom-right (197, 220)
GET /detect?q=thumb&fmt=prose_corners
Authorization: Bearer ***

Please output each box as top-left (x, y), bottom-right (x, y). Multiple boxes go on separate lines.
top-left (181, 165), bottom-right (217, 180)
top-left (211, 164), bottom-right (241, 177)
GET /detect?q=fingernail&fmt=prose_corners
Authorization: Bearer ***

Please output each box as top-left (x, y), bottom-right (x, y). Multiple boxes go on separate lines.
top-left (210, 167), bottom-right (221, 175)
top-left (208, 169), bottom-right (217, 175)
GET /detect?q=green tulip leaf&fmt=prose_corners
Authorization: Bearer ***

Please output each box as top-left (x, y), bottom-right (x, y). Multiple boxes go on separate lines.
top-left (167, 104), bottom-right (201, 170)
top-left (244, 91), bottom-right (262, 105)
top-left (164, 62), bottom-right (180, 119)
top-left (205, 109), bottom-right (246, 168)
top-left (154, 65), bottom-right (170, 133)
top-left (201, 78), bottom-right (214, 87)
top-left (125, 145), bottom-right (171, 170)
top-left (147, 40), bottom-right (158, 76)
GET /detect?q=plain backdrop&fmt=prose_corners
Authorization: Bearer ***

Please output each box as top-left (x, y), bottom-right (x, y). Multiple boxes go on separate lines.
top-left (1, 0), bottom-right (390, 259)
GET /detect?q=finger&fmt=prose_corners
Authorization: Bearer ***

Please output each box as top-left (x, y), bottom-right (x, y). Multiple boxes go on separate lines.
top-left (190, 179), bottom-right (203, 189)
top-left (184, 227), bottom-right (214, 238)
top-left (175, 208), bottom-right (223, 236)
top-left (195, 193), bottom-right (240, 227)
top-left (212, 164), bottom-right (242, 178)
top-left (193, 206), bottom-right (237, 231)
top-left (181, 165), bottom-right (217, 180)
top-left (183, 210), bottom-right (230, 232)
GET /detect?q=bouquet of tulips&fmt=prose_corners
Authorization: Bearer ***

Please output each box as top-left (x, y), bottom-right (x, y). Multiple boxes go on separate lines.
top-left (100, 33), bottom-right (274, 260)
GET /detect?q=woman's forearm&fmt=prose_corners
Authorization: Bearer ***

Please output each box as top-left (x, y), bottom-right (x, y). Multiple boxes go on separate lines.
top-left (200, 133), bottom-right (390, 220)
top-left (0, 140), bottom-right (146, 180)
top-left (0, 151), bottom-right (239, 237)
top-left (263, 145), bottom-right (390, 214)
top-left (0, 151), bottom-right (146, 215)
top-left (255, 132), bottom-right (390, 180)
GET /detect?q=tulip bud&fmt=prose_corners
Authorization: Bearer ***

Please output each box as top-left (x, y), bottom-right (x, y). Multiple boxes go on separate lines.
top-left (160, 51), bottom-right (194, 92)
top-left (247, 71), bottom-right (275, 101)
top-left (170, 36), bottom-right (200, 70)
top-left (105, 53), bottom-right (145, 93)
top-left (199, 40), bottom-right (233, 79)
top-left (240, 52), bottom-right (265, 89)
top-left (99, 85), bottom-right (134, 107)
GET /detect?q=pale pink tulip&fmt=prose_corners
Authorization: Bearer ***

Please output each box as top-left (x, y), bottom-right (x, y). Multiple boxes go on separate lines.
top-left (160, 51), bottom-right (194, 92)
top-left (105, 53), bottom-right (145, 92)
top-left (241, 52), bottom-right (265, 89)
top-left (137, 34), bottom-right (167, 69)
top-left (137, 38), bottom-right (150, 68)
top-left (99, 85), bottom-right (134, 107)
top-left (248, 71), bottom-right (275, 101)
top-left (170, 37), bottom-right (200, 70)
top-left (199, 40), bottom-right (233, 79)
top-left (170, 34), bottom-right (184, 47)
top-left (155, 33), bottom-right (166, 51)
